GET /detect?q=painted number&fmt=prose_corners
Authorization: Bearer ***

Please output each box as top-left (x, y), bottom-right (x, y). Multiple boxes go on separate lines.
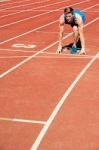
top-left (12, 43), bottom-right (36, 48)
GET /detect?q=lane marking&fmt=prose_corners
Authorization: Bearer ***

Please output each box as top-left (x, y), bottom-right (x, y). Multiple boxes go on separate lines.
top-left (0, 0), bottom-right (40, 6)
top-left (85, 10), bottom-right (99, 12)
top-left (12, 43), bottom-right (36, 48)
top-left (30, 52), bottom-right (99, 149)
top-left (0, 3), bottom-right (98, 45)
top-left (0, 117), bottom-right (46, 124)
top-left (0, 0), bottom-right (69, 11)
top-left (0, 17), bottom-right (99, 78)
top-left (35, 31), bottom-right (61, 34)
top-left (0, 48), bottom-right (94, 53)
top-left (0, 0), bottom-right (90, 28)
top-left (35, 55), bottom-right (99, 59)
top-left (4, 8), bottom-right (99, 13)
top-left (0, 48), bottom-right (34, 52)
top-left (0, 48), bottom-right (98, 59)
top-left (0, 0), bottom-right (10, 2)
top-left (10, 9), bottom-right (99, 12)
top-left (0, 43), bottom-right (97, 53)
top-left (0, 55), bottom-right (98, 59)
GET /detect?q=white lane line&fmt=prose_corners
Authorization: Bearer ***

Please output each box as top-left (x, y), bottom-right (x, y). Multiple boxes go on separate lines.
top-left (0, 0), bottom-right (50, 18)
top-left (35, 55), bottom-right (99, 59)
top-left (0, 44), bottom-right (97, 53)
top-left (0, 56), bottom-right (32, 58)
top-left (24, 0), bottom-right (70, 11)
top-left (0, 55), bottom-right (98, 59)
top-left (0, 117), bottom-right (46, 124)
top-left (30, 52), bottom-right (99, 150)
top-left (0, 48), bottom-right (35, 52)
top-left (0, 2), bottom-right (98, 44)
top-left (0, 48), bottom-right (94, 56)
top-left (0, 0), bottom-right (39, 6)
top-left (0, 17), bottom-right (98, 78)
top-left (0, 0), bottom-right (10, 2)
top-left (0, 20), bottom-right (58, 44)
top-left (0, 0), bottom-right (50, 11)
top-left (0, 0), bottom-right (89, 28)
top-left (36, 31), bottom-right (59, 33)
top-left (0, 48), bottom-right (97, 58)
top-left (85, 10), bottom-right (99, 12)
top-left (0, 0), bottom-right (69, 20)
top-left (10, 8), bottom-right (99, 12)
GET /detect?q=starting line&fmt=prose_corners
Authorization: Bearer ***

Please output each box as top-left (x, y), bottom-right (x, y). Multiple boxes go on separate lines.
top-left (0, 54), bottom-right (98, 59)
top-left (0, 0), bottom-right (10, 2)
top-left (0, 117), bottom-right (46, 125)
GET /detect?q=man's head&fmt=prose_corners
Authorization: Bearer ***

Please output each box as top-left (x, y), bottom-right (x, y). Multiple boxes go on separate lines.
top-left (64, 7), bottom-right (74, 22)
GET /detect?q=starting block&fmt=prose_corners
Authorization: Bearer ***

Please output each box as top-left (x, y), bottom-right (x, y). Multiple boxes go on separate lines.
top-left (70, 46), bottom-right (80, 54)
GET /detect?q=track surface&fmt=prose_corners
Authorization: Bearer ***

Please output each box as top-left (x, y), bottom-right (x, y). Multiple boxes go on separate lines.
top-left (0, 0), bottom-right (99, 150)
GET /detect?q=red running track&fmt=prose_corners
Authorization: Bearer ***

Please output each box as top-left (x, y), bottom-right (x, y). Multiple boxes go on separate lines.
top-left (0, 0), bottom-right (99, 150)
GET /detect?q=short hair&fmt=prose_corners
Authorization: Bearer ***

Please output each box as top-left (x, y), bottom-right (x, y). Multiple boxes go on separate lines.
top-left (64, 7), bottom-right (74, 14)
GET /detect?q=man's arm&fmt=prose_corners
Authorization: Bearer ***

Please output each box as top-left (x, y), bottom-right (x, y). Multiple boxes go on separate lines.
top-left (76, 18), bottom-right (86, 54)
top-left (57, 15), bottom-right (64, 53)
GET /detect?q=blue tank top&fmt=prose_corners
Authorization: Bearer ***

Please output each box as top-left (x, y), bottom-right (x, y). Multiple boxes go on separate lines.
top-left (64, 10), bottom-right (85, 26)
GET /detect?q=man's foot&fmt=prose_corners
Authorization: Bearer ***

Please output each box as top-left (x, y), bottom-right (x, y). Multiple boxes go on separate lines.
top-left (70, 46), bottom-right (78, 54)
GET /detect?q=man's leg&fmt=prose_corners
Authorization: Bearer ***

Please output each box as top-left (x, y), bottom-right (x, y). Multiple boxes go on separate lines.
top-left (76, 38), bottom-right (81, 49)
top-left (70, 26), bottom-right (80, 54)
top-left (72, 26), bottom-right (79, 47)
top-left (72, 25), bottom-right (85, 55)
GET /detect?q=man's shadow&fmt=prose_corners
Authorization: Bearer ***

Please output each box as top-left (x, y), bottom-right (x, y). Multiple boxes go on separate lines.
top-left (61, 39), bottom-right (81, 52)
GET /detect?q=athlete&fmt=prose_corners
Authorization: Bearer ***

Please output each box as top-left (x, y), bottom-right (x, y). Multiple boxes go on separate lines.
top-left (57, 7), bottom-right (86, 54)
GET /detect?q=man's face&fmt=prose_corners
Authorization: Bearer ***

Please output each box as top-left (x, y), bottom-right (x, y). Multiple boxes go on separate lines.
top-left (66, 13), bottom-right (73, 22)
